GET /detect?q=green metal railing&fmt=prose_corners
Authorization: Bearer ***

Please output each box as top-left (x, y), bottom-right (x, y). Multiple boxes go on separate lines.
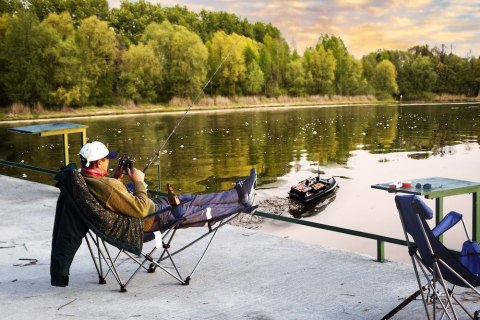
top-left (0, 159), bottom-right (408, 262)
top-left (253, 211), bottom-right (407, 262)
top-left (0, 159), bottom-right (58, 175)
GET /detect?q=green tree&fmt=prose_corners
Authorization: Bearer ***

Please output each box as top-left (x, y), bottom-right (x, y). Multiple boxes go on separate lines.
top-left (407, 55), bottom-right (438, 97)
top-left (108, 0), bottom-right (165, 46)
top-left (243, 59), bottom-right (264, 95)
top-left (0, 0), bottom-right (23, 14)
top-left (197, 9), bottom-right (243, 41)
top-left (259, 34), bottom-right (289, 96)
top-left (468, 57), bottom-right (480, 97)
top-left (141, 21), bottom-right (208, 100)
top-left (0, 13), bottom-right (12, 105)
top-left (67, 0), bottom-right (109, 22)
top-left (41, 12), bottom-right (83, 106)
top-left (0, 11), bottom-right (52, 104)
top-left (361, 53), bottom-right (378, 94)
top-left (285, 59), bottom-right (306, 96)
top-left (317, 34), bottom-right (349, 95)
top-left (304, 45), bottom-right (336, 95)
top-left (435, 53), bottom-right (469, 95)
top-left (383, 49), bottom-right (414, 98)
top-left (371, 60), bottom-right (398, 99)
top-left (341, 55), bottom-right (367, 95)
top-left (162, 5), bottom-right (200, 31)
top-left (76, 15), bottom-right (117, 105)
top-left (118, 43), bottom-right (162, 102)
top-left (24, 0), bottom-right (108, 24)
top-left (241, 44), bottom-right (264, 95)
top-left (208, 31), bottom-right (259, 96)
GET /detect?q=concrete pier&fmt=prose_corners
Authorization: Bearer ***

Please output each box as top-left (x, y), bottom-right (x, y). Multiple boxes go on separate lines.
top-left (0, 174), bottom-right (477, 319)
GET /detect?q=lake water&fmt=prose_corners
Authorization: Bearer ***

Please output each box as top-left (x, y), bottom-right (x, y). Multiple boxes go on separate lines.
top-left (1, 103), bottom-right (480, 262)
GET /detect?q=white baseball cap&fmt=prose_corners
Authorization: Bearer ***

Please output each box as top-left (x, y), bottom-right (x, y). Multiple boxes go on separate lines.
top-left (79, 141), bottom-right (117, 167)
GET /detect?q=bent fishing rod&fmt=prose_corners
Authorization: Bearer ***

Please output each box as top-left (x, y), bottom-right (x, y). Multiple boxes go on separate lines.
top-left (142, 37), bottom-right (242, 174)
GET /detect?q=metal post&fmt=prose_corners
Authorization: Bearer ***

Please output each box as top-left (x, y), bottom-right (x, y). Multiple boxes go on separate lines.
top-left (62, 133), bottom-right (69, 165)
top-left (157, 158), bottom-right (161, 191)
top-left (473, 192), bottom-right (479, 242)
top-left (377, 240), bottom-right (385, 262)
top-left (81, 128), bottom-right (87, 145)
top-left (435, 198), bottom-right (444, 243)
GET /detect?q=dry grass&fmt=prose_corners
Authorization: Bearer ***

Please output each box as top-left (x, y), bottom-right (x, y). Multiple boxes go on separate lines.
top-left (7, 103), bottom-right (31, 115)
top-left (116, 98), bottom-right (138, 109)
top-left (214, 96), bottom-right (232, 106)
top-left (2, 93), bottom-right (476, 122)
top-left (60, 106), bottom-right (73, 113)
top-left (236, 94), bottom-right (376, 106)
top-left (197, 97), bottom-right (216, 106)
top-left (168, 97), bottom-right (193, 107)
top-left (433, 94), bottom-right (477, 102)
top-left (237, 96), bottom-right (262, 105)
top-left (169, 96), bottom-right (233, 107)
top-left (32, 103), bottom-right (44, 113)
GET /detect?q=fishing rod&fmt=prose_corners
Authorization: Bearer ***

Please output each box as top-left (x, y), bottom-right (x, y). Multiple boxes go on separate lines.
top-left (142, 37), bottom-right (242, 175)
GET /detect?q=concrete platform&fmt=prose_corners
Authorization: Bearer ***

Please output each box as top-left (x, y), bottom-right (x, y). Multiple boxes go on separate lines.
top-left (0, 174), bottom-right (478, 319)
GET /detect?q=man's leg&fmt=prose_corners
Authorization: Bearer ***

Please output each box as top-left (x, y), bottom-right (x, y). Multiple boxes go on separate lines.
top-left (173, 203), bottom-right (246, 223)
top-left (179, 168), bottom-right (257, 206)
top-left (179, 189), bottom-right (239, 206)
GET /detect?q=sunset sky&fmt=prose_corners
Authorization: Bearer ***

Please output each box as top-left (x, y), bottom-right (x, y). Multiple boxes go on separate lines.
top-left (108, 0), bottom-right (479, 59)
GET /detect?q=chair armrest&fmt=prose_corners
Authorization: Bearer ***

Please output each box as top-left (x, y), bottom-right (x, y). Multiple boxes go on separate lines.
top-left (432, 211), bottom-right (462, 238)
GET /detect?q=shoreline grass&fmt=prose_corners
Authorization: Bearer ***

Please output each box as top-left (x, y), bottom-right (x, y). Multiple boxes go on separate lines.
top-left (1, 94), bottom-right (478, 123)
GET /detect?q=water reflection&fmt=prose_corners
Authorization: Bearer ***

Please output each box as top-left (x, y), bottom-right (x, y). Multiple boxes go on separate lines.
top-left (1, 104), bottom-right (480, 261)
top-left (1, 104), bottom-right (479, 191)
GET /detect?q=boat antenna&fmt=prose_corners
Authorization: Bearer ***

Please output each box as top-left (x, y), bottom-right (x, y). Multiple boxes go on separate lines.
top-left (142, 36), bottom-right (242, 174)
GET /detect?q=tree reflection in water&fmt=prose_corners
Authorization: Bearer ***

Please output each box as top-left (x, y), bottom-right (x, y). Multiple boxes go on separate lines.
top-left (1, 103), bottom-right (480, 260)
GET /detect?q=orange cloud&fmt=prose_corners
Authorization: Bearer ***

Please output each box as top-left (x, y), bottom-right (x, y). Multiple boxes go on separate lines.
top-left (109, 0), bottom-right (480, 58)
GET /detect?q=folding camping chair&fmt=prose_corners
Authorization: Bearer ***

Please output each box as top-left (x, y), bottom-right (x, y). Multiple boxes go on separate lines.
top-left (54, 165), bottom-right (257, 292)
top-left (85, 201), bottom-right (256, 292)
top-left (383, 194), bottom-right (480, 320)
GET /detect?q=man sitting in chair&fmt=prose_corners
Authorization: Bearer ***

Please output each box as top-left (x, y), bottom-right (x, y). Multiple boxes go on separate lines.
top-left (78, 141), bottom-right (257, 232)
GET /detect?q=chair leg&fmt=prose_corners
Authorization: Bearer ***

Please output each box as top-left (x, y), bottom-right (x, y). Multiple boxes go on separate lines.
top-left (382, 289), bottom-right (422, 320)
top-left (83, 211), bottom-right (246, 291)
top-left (85, 233), bottom-right (107, 285)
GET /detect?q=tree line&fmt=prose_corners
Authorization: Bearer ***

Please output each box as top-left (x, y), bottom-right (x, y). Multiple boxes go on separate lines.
top-left (0, 0), bottom-right (478, 109)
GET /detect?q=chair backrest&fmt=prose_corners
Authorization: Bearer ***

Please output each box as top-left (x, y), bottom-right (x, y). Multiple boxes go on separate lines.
top-left (395, 194), bottom-right (480, 287)
top-left (60, 165), bottom-right (144, 255)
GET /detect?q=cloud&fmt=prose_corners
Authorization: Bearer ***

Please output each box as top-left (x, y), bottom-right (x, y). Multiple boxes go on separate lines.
top-left (107, 0), bottom-right (479, 58)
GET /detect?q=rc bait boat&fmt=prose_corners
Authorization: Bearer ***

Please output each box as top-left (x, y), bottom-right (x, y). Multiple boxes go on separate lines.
top-left (289, 175), bottom-right (338, 205)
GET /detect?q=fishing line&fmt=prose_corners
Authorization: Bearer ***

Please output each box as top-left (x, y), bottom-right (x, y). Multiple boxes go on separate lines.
top-left (142, 36), bottom-right (242, 175)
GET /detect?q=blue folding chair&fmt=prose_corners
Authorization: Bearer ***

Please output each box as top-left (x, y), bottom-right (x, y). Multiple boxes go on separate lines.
top-left (383, 194), bottom-right (480, 320)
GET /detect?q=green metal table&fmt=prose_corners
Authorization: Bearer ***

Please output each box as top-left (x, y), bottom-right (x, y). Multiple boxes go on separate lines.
top-left (8, 122), bottom-right (88, 165)
top-left (372, 177), bottom-right (480, 241)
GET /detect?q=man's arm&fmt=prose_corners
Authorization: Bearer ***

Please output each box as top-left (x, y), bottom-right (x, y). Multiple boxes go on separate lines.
top-left (103, 175), bottom-right (154, 218)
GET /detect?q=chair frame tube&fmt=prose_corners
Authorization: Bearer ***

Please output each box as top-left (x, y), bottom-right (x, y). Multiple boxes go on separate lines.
top-left (84, 210), bottom-right (247, 291)
top-left (385, 196), bottom-right (480, 319)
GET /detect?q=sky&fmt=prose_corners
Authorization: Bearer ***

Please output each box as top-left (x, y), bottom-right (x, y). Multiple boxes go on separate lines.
top-left (107, 0), bottom-right (480, 59)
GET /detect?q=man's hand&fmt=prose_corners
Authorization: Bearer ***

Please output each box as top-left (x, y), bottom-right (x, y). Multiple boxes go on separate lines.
top-left (113, 165), bottom-right (123, 179)
top-left (127, 167), bottom-right (144, 182)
